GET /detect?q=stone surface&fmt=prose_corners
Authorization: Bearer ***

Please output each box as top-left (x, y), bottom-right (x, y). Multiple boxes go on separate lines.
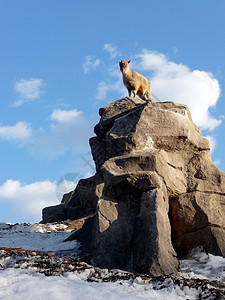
top-left (42, 174), bottom-right (104, 223)
top-left (132, 188), bottom-right (178, 275)
top-left (42, 97), bottom-right (225, 276)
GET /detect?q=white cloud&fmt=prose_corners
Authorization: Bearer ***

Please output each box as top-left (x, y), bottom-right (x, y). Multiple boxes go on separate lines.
top-left (0, 108), bottom-right (94, 159)
top-left (31, 108), bottom-right (94, 158)
top-left (0, 179), bottom-right (58, 223)
top-left (13, 78), bottom-right (45, 107)
top-left (96, 82), bottom-right (110, 100)
top-left (172, 46), bottom-right (179, 55)
top-left (0, 121), bottom-right (33, 142)
top-left (83, 56), bottom-right (100, 74)
top-left (96, 64), bottom-right (126, 101)
top-left (213, 159), bottom-right (220, 166)
top-left (103, 44), bottom-right (121, 59)
top-left (205, 135), bottom-right (216, 153)
top-left (96, 81), bottom-right (125, 101)
top-left (50, 109), bottom-right (83, 124)
top-left (135, 49), bottom-right (221, 131)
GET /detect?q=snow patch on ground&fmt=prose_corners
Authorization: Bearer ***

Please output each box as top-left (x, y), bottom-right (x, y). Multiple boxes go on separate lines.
top-left (0, 222), bottom-right (224, 299)
top-left (179, 247), bottom-right (225, 282)
top-left (0, 222), bottom-right (79, 253)
top-left (0, 268), bottom-right (199, 300)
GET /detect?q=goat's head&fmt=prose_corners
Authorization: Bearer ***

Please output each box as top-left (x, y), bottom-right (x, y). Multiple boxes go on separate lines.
top-left (119, 59), bottom-right (132, 72)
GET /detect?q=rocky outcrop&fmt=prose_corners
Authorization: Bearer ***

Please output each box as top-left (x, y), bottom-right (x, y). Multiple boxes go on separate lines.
top-left (42, 174), bottom-right (104, 223)
top-left (42, 97), bottom-right (225, 276)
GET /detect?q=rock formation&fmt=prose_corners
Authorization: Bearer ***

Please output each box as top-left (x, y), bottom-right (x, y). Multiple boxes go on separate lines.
top-left (42, 97), bottom-right (225, 276)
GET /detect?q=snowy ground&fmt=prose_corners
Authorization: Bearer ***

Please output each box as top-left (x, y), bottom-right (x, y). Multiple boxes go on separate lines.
top-left (0, 222), bottom-right (79, 254)
top-left (0, 222), bottom-right (224, 300)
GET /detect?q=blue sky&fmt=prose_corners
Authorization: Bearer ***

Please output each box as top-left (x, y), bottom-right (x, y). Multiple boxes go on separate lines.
top-left (0, 0), bottom-right (224, 223)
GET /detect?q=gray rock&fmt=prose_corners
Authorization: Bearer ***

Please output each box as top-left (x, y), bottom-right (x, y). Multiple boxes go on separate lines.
top-left (133, 189), bottom-right (178, 275)
top-left (42, 97), bottom-right (225, 276)
top-left (42, 174), bottom-right (104, 223)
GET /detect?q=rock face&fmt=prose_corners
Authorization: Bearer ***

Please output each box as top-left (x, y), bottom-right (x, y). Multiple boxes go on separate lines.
top-left (42, 97), bottom-right (225, 276)
top-left (42, 174), bottom-right (104, 223)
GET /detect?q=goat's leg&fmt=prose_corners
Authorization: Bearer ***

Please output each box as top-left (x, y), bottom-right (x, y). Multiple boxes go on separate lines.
top-left (145, 91), bottom-right (152, 102)
top-left (128, 89), bottom-right (132, 97)
top-left (133, 90), bottom-right (137, 97)
top-left (137, 91), bottom-right (148, 101)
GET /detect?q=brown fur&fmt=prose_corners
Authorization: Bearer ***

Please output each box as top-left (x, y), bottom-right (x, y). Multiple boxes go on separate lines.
top-left (119, 59), bottom-right (152, 102)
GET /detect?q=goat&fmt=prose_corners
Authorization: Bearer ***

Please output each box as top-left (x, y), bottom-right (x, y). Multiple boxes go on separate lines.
top-left (119, 59), bottom-right (152, 102)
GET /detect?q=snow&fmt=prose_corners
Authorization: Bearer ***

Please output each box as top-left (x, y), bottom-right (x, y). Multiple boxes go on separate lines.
top-left (0, 222), bottom-right (79, 253)
top-left (0, 268), bottom-right (198, 300)
top-left (0, 222), bottom-right (224, 300)
top-left (179, 247), bottom-right (225, 282)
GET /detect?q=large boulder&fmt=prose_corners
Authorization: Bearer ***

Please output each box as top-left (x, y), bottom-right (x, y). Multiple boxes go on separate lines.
top-left (42, 97), bottom-right (225, 276)
top-left (42, 173), bottom-right (104, 223)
